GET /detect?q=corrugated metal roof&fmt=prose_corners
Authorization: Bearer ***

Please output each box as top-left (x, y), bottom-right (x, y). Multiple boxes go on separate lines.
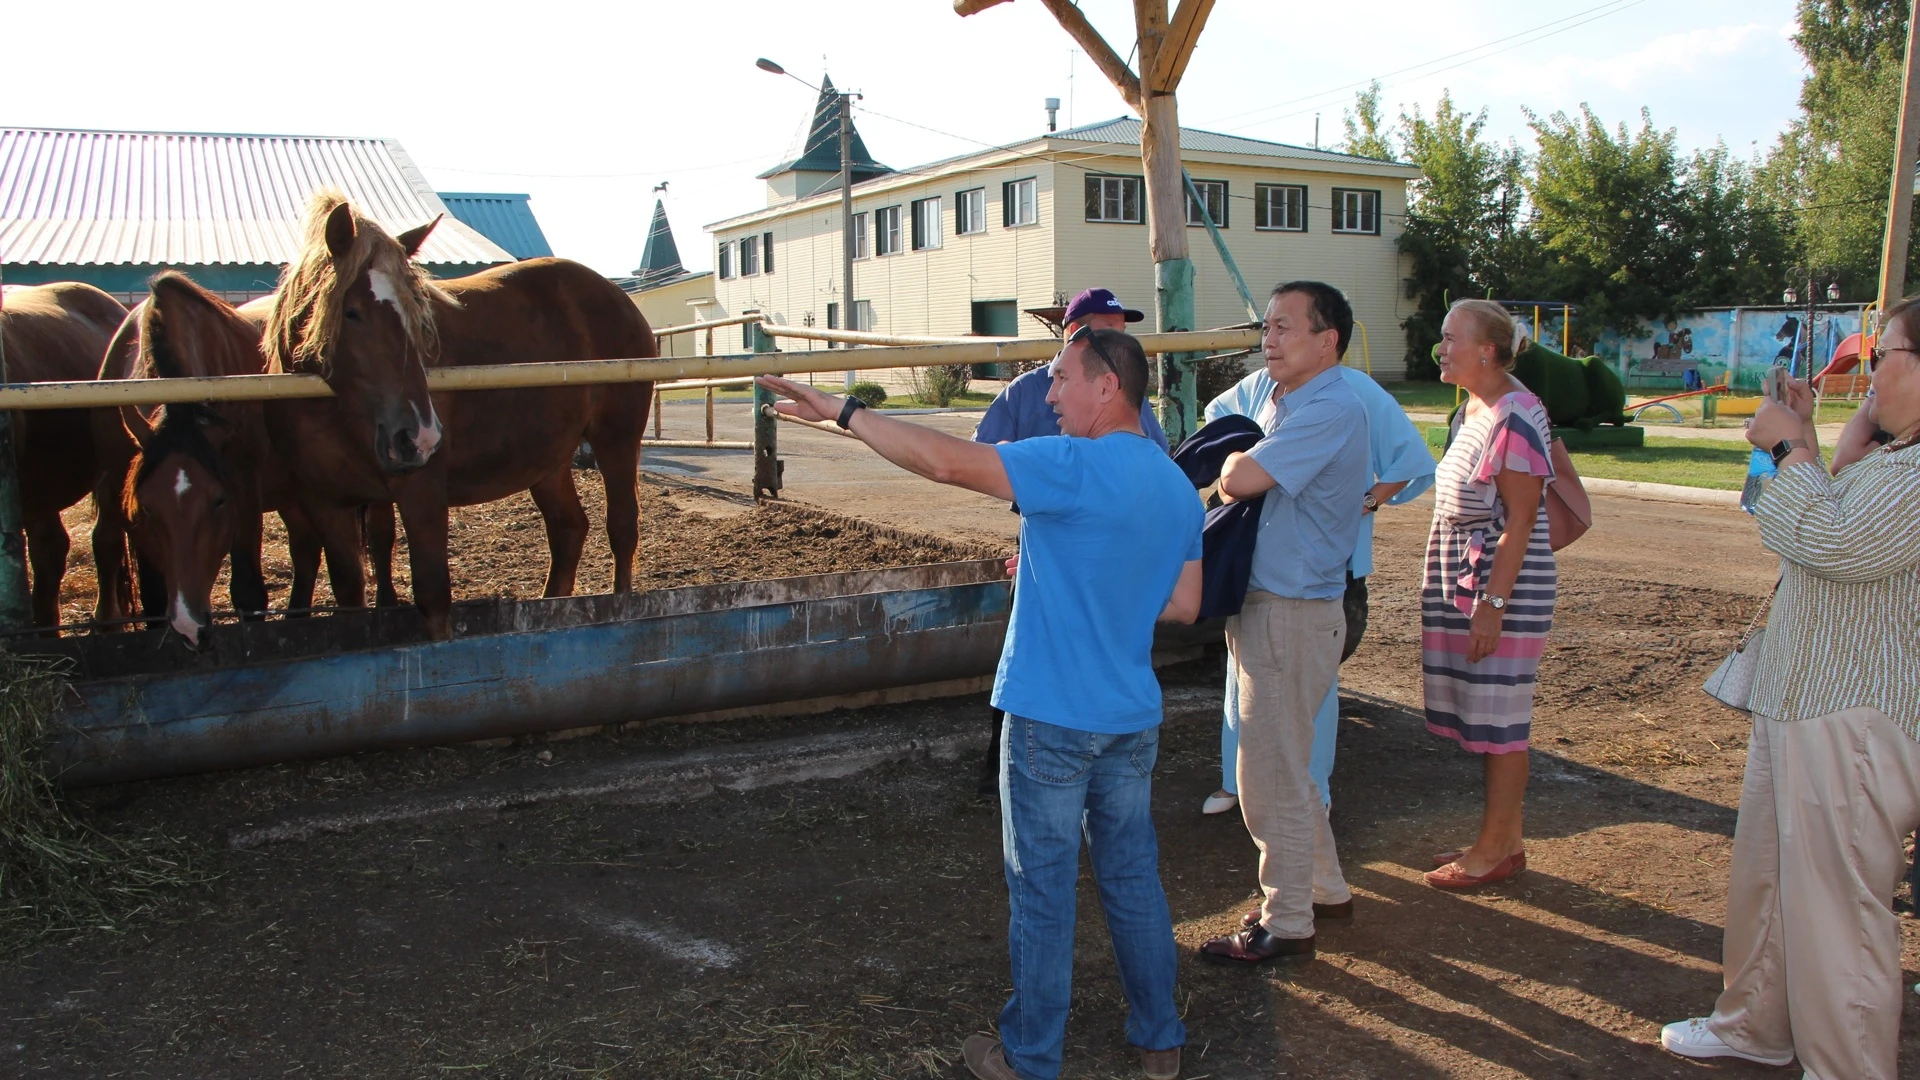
top-left (437, 192), bottom-right (554, 260)
top-left (0, 128), bottom-right (514, 267)
top-left (1051, 117), bottom-right (1421, 172)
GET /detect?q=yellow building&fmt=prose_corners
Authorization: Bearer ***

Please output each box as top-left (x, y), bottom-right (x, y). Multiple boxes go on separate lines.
top-left (706, 97), bottom-right (1420, 374)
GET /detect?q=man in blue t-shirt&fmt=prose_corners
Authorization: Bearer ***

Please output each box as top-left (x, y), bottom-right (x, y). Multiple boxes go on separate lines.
top-left (759, 328), bottom-right (1202, 1080)
top-left (970, 288), bottom-right (1167, 797)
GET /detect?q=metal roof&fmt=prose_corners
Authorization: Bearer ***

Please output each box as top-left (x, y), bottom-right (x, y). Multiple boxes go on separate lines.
top-left (754, 74), bottom-right (891, 181)
top-left (0, 127), bottom-right (514, 267)
top-left (437, 192), bottom-right (554, 260)
top-left (1051, 117), bottom-right (1420, 172)
top-left (631, 199), bottom-right (685, 285)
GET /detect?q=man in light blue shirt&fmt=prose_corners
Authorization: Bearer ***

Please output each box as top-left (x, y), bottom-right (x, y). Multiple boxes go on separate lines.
top-left (1198, 282), bottom-right (1371, 969)
top-left (1203, 366), bottom-right (1435, 820)
top-left (760, 327), bottom-right (1202, 1080)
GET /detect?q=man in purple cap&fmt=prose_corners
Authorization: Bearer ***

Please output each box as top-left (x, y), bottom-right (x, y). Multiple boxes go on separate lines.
top-left (971, 288), bottom-right (1170, 795)
top-left (973, 288), bottom-right (1169, 449)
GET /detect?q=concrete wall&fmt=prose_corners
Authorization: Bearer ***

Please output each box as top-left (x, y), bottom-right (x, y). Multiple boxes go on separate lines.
top-left (1595, 304), bottom-right (1865, 392)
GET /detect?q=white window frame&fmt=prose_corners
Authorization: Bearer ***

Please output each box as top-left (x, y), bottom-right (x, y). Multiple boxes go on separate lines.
top-left (717, 242), bottom-right (733, 279)
top-left (875, 205), bottom-right (902, 256)
top-left (911, 196), bottom-right (943, 251)
top-left (739, 234), bottom-right (760, 276)
top-left (1184, 179), bottom-right (1228, 228)
top-left (1085, 175), bottom-right (1143, 224)
top-left (852, 212), bottom-right (870, 260)
top-left (956, 187), bottom-right (986, 235)
top-left (1005, 177), bottom-right (1039, 227)
top-left (1332, 188), bottom-right (1381, 235)
top-left (1255, 184), bottom-right (1307, 232)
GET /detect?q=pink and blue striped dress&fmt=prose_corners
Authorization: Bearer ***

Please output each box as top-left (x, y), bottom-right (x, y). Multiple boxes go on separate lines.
top-left (1422, 391), bottom-right (1557, 754)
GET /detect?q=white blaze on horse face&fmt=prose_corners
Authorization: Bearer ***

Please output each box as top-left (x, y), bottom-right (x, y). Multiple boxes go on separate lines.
top-left (367, 269), bottom-right (401, 308)
top-left (411, 399), bottom-right (443, 459)
top-left (171, 590), bottom-right (202, 645)
top-left (174, 468), bottom-right (191, 500)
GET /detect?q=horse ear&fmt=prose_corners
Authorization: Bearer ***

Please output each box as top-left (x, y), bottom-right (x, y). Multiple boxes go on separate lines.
top-left (120, 405), bottom-right (155, 450)
top-left (396, 215), bottom-right (441, 259)
top-left (325, 202), bottom-right (357, 261)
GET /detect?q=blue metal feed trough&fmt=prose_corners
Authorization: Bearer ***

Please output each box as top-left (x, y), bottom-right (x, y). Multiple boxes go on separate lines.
top-left (31, 560), bottom-right (1022, 787)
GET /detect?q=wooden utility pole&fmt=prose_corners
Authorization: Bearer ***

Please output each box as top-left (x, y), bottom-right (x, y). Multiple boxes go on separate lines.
top-left (957, 0), bottom-right (1217, 441)
top-left (1877, 0), bottom-right (1920, 321)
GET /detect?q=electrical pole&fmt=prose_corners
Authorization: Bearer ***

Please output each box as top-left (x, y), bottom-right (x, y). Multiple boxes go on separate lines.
top-left (840, 90), bottom-right (857, 390)
top-left (1877, 0), bottom-right (1920, 322)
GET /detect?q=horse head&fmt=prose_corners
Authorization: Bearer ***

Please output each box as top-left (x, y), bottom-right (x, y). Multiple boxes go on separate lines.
top-left (123, 404), bottom-right (238, 649)
top-left (120, 276), bottom-right (263, 647)
top-left (266, 191), bottom-right (447, 475)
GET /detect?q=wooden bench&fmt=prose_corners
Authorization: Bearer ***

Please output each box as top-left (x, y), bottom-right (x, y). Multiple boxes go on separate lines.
top-left (1817, 373), bottom-right (1872, 398)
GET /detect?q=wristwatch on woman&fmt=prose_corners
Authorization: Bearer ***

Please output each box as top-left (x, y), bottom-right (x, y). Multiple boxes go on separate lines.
top-left (1769, 438), bottom-right (1809, 466)
top-left (1475, 591), bottom-right (1506, 611)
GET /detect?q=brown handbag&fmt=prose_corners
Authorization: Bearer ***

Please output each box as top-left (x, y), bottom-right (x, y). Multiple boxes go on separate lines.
top-left (1545, 437), bottom-right (1591, 551)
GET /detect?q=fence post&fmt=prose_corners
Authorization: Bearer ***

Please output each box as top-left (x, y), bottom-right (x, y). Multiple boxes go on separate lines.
top-left (0, 271), bottom-right (30, 631)
top-left (749, 319), bottom-right (783, 500)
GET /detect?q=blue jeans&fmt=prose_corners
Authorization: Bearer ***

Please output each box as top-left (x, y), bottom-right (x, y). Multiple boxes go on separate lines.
top-left (997, 714), bottom-right (1185, 1080)
top-left (1221, 641), bottom-right (1338, 806)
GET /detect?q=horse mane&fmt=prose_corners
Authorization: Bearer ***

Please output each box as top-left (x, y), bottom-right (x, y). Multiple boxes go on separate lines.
top-left (141, 272), bottom-right (265, 379)
top-left (262, 188), bottom-right (451, 375)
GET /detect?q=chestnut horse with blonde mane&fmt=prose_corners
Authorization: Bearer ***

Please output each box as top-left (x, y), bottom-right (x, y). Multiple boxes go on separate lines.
top-left (261, 191), bottom-right (654, 640)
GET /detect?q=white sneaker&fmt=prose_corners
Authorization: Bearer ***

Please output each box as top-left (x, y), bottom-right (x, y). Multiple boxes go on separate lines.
top-left (1659, 1017), bottom-right (1793, 1066)
top-left (1201, 791), bottom-right (1238, 815)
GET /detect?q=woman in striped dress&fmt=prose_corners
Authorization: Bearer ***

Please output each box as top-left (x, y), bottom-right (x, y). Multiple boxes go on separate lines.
top-left (1421, 299), bottom-right (1556, 890)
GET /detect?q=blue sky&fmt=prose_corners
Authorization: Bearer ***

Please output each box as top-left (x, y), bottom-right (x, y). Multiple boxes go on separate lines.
top-left (11, 0), bottom-right (1806, 278)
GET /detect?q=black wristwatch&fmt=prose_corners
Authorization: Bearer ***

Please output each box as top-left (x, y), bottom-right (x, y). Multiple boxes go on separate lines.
top-left (1769, 438), bottom-right (1808, 466)
top-left (1871, 428), bottom-right (1896, 446)
top-left (836, 396), bottom-right (867, 430)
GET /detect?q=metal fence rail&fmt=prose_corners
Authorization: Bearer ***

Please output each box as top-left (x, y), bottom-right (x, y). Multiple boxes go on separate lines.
top-left (0, 328), bottom-right (1259, 410)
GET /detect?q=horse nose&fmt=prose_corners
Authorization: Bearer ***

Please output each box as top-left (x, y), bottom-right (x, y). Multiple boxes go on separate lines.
top-left (376, 421), bottom-right (428, 474)
top-left (170, 591), bottom-right (206, 648)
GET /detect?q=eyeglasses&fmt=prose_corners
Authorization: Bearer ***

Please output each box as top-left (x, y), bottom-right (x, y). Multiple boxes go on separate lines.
top-left (1066, 323), bottom-right (1123, 378)
top-left (1869, 344), bottom-right (1920, 372)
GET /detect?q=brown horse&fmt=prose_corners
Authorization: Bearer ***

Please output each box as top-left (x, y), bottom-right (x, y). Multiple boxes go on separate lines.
top-left (2, 282), bottom-right (129, 629)
top-left (98, 274), bottom-right (365, 646)
top-left (261, 191), bottom-right (653, 640)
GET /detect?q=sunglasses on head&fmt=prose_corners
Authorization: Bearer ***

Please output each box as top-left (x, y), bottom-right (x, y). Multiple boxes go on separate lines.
top-left (1066, 324), bottom-right (1123, 377)
top-left (1869, 345), bottom-right (1920, 372)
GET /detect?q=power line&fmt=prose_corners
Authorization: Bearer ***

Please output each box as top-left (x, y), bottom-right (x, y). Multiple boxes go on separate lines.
top-left (1205, 0), bottom-right (1652, 136)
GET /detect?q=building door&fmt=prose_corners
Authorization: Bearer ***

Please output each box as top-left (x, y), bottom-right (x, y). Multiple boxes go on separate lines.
top-left (971, 300), bottom-right (1018, 378)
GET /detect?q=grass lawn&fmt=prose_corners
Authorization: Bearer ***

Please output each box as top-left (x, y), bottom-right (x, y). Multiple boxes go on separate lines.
top-left (1380, 381), bottom-right (1461, 412)
top-left (1416, 423), bottom-right (1756, 491)
top-left (879, 390), bottom-right (997, 410)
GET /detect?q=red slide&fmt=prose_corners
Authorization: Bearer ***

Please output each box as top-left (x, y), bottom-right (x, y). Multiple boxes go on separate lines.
top-left (1817, 332), bottom-right (1864, 381)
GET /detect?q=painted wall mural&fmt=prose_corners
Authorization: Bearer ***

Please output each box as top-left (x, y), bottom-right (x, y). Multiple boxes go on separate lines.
top-left (1592, 306), bottom-right (1863, 392)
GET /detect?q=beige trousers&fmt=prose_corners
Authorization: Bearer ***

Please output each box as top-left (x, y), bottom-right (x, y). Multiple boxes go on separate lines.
top-left (1226, 590), bottom-right (1348, 940)
top-left (1707, 707), bottom-right (1920, 1080)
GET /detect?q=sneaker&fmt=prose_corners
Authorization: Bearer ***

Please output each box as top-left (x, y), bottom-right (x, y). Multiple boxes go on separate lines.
top-left (1201, 791), bottom-right (1238, 815)
top-left (1659, 1018), bottom-right (1794, 1066)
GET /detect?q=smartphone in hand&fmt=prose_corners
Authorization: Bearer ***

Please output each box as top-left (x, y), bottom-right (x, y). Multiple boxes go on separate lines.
top-left (1763, 366), bottom-right (1788, 404)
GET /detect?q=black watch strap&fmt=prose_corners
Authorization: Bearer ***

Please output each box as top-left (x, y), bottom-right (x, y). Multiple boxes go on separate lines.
top-left (836, 396), bottom-right (867, 430)
top-left (1871, 428), bottom-right (1896, 446)
top-left (1770, 438), bottom-right (1805, 466)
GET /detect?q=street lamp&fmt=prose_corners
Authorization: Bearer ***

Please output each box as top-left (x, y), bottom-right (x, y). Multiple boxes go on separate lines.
top-left (1783, 267), bottom-right (1843, 381)
top-left (758, 57), bottom-right (860, 391)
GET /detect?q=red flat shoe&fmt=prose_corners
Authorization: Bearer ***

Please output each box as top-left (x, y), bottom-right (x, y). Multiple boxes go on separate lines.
top-left (1432, 848), bottom-right (1466, 868)
top-left (1424, 851), bottom-right (1525, 890)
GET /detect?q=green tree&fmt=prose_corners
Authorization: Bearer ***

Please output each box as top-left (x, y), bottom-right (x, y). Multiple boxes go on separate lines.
top-left (1676, 144), bottom-right (1795, 310)
top-left (1340, 82), bottom-right (1396, 162)
top-left (1393, 92), bottom-right (1532, 376)
top-left (1775, 0), bottom-right (1914, 298)
top-left (1524, 105), bottom-right (1691, 343)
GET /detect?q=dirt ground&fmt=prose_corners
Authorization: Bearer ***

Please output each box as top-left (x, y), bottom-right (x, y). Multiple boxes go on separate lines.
top-left (7, 439), bottom-right (1919, 1078)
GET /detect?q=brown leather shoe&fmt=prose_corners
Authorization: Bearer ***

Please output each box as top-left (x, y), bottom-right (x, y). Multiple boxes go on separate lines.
top-left (962, 1034), bottom-right (1017, 1080)
top-left (1240, 900), bottom-right (1351, 928)
top-left (1140, 1044), bottom-right (1181, 1079)
top-left (1198, 926), bottom-right (1315, 966)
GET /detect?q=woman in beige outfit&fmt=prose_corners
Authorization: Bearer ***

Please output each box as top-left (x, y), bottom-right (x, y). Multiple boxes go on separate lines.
top-left (1661, 296), bottom-right (1920, 1080)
